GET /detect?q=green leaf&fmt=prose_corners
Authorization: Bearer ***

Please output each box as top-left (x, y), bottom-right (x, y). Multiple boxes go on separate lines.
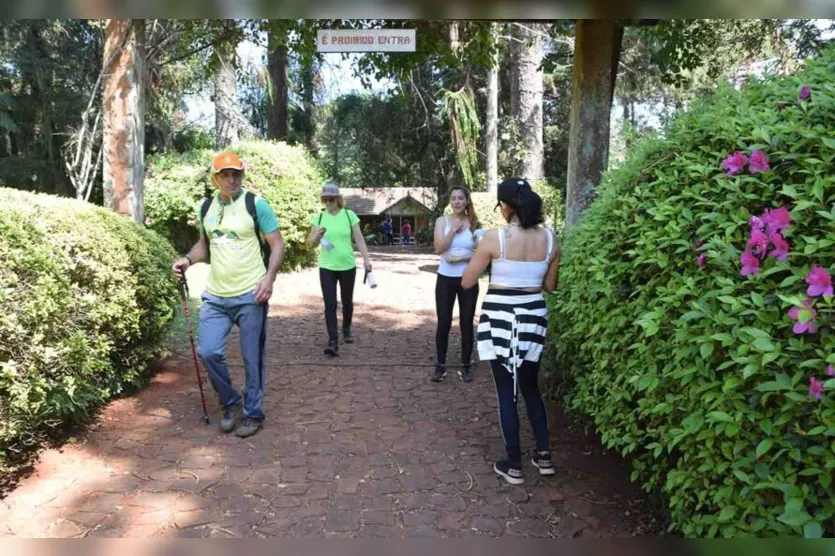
top-left (700, 342), bottom-right (715, 359)
top-left (752, 337), bottom-right (777, 352)
top-left (777, 504), bottom-right (812, 527)
top-left (733, 470), bottom-right (751, 484)
top-left (708, 411), bottom-right (733, 423)
top-left (803, 522), bottom-right (823, 538)
top-left (741, 326), bottom-right (769, 339)
top-left (718, 505), bottom-right (737, 522)
top-left (756, 439), bottom-right (773, 458)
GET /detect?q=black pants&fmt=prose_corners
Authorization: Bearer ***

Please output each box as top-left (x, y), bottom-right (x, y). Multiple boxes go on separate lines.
top-left (491, 360), bottom-right (550, 465)
top-left (435, 274), bottom-right (479, 366)
top-left (320, 268), bottom-right (356, 343)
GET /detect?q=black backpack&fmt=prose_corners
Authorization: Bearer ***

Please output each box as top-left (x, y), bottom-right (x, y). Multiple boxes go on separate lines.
top-left (200, 191), bottom-right (271, 268)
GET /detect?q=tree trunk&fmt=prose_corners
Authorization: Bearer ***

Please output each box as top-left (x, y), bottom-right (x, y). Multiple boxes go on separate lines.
top-left (102, 19), bottom-right (145, 222)
top-left (299, 57), bottom-right (316, 152)
top-left (486, 23), bottom-right (499, 194)
top-left (565, 19), bottom-right (624, 227)
top-left (214, 45), bottom-right (238, 149)
top-left (267, 32), bottom-right (288, 141)
top-left (510, 22), bottom-right (544, 182)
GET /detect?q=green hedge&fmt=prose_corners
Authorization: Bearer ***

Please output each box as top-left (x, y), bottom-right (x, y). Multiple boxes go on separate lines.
top-left (548, 48), bottom-right (835, 536)
top-left (145, 140), bottom-right (323, 270)
top-left (0, 188), bottom-right (178, 469)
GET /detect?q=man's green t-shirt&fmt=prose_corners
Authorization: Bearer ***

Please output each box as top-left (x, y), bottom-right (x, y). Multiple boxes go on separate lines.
top-left (311, 208), bottom-right (360, 271)
top-left (198, 190), bottom-right (279, 297)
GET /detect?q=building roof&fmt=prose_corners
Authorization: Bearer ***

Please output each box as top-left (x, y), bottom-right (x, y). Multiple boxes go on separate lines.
top-left (341, 187), bottom-right (437, 216)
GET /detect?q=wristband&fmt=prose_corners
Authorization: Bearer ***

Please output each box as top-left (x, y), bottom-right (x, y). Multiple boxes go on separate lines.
top-left (184, 255), bottom-right (193, 265)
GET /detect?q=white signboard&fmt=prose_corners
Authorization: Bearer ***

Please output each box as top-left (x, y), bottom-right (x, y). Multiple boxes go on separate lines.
top-left (317, 29), bottom-right (416, 53)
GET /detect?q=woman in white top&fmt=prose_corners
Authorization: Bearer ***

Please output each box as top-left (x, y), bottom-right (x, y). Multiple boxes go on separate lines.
top-left (432, 186), bottom-right (481, 383)
top-left (462, 178), bottom-right (560, 486)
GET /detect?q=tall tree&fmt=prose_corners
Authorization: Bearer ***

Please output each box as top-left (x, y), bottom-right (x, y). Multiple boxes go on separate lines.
top-left (510, 22), bottom-right (544, 182)
top-left (102, 19), bottom-right (146, 222)
top-left (266, 28), bottom-right (289, 141)
top-left (565, 19), bottom-right (623, 227)
top-left (485, 23), bottom-right (499, 194)
top-left (213, 22), bottom-right (238, 149)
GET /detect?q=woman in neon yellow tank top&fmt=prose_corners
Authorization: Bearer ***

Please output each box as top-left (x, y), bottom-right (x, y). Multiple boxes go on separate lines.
top-left (308, 183), bottom-right (373, 356)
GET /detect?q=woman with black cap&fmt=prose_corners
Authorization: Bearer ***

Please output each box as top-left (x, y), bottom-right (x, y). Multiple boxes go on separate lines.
top-left (461, 177), bottom-right (560, 485)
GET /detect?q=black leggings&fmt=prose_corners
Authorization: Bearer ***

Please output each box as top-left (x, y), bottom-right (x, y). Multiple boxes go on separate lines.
top-left (435, 274), bottom-right (479, 366)
top-left (320, 268), bottom-right (356, 342)
top-left (491, 360), bottom-right (550, 465)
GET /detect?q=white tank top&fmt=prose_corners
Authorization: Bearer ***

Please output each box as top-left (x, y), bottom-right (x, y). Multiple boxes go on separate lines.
top-left (490, 227), bottom-right (553, 289)
top-left (438, 216), bottom-right (477, 278)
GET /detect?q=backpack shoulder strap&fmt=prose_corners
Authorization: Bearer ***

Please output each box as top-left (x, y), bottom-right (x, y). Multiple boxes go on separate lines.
top-left (345, 209), bottom-right (352, 228)
top-left (317, 210), bottom-right (323, 226)
top-left (199, 196), bottom-right (213, 238)
top-left (245, 191), bottom-right (259, 234)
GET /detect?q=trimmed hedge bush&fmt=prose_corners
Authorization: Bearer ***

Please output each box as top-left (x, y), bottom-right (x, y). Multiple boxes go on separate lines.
top-left (548, 49), bottom-right (835, 536)
top-left (144, 140), bottom-right (323, 270)
top-left (0, 188), bottom-right (178, 468)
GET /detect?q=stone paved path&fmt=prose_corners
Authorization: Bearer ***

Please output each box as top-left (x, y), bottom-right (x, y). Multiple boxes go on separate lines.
top-left (0, 247), bottom-right (657, 538)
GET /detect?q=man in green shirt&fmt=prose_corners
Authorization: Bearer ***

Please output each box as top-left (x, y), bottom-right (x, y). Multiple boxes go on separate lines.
top-left (172, 152), bottom-right (285, 438)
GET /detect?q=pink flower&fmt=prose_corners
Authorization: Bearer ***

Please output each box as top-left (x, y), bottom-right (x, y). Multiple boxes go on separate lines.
top-left (800, 85), bottom-right (811, 101)
top-left (768, 231), bottom-right (790, 260)
top-left (788, 299), bottom-right (818, 334)
top-left (749, 215), bottom-right (764, 230)
top-left (826, 364), bottom-right (834, 377)
top-left (806, 265), bottom-right (833, 297)
top-left (741, 250), bottom-right (760, 276)
top-left (749, 150), bottom-right (770, 173)
top-left (697, 254), bottom-right (706, 267)
top-left (809, 377), bottom-right (823, 400)
top-left (721, 151), bottom-right (748, 177)
top-left (747, 228), bottom-right (770, 256)
top-left (762, 207), bottom-right (791, 235)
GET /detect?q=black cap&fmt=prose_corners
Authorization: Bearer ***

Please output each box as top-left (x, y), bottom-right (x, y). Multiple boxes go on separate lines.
top-left (496, 177), bottom-right (531, 208)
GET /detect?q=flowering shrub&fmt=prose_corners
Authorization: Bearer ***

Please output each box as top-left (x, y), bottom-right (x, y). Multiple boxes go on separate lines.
top-left (547, 48), bottom-right (835, 536)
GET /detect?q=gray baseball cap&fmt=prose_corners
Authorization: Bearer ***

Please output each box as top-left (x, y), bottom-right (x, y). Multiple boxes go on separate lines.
top-left (320, 183), bottom-right (340, 197)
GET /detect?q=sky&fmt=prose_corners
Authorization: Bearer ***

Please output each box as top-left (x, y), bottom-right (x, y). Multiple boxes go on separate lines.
top-left (185, 41), bottom-right (392, 129)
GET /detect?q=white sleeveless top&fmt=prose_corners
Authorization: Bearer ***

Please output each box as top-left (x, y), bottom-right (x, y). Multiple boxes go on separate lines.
top-left (438, 216), bottom-right (477, 278)
top-left (490, 227), bottom-right (554, 289)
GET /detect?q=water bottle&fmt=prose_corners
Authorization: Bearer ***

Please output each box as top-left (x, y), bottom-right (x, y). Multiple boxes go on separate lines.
top-left (319, 228), bottom-right (334, 251)
top-left (365, 270), bottom-right (378, 289)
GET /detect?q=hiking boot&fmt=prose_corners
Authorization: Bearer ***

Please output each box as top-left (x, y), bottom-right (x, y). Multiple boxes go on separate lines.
top-left (219, 403), bottom-right (241, 433)
top-left (234, 417), bottom-right (262, 438)
top-left (343, 328), bottom-right (354, 344)
top-left (431, 364), bottom-right (447, 383)
top-left (494, 459), bottom-right (524, 485)
top-left (458, 364), bottom-right (473, 382)
top-left (531, 451), bottom-right (556, 476)
top-left (324, 340), bottom-right (339, 357)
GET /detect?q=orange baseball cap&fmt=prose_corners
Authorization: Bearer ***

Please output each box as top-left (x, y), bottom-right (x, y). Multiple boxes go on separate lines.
top-left (212, 152), bottom-right (244, 173)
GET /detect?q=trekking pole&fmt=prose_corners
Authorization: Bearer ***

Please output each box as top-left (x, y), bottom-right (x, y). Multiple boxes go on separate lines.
top-left (177, 275), bottom-right (210, 425)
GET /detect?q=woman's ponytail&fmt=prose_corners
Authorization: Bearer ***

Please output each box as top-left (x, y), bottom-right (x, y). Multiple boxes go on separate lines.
top-left (514, 184), bottom-right (543, 229)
